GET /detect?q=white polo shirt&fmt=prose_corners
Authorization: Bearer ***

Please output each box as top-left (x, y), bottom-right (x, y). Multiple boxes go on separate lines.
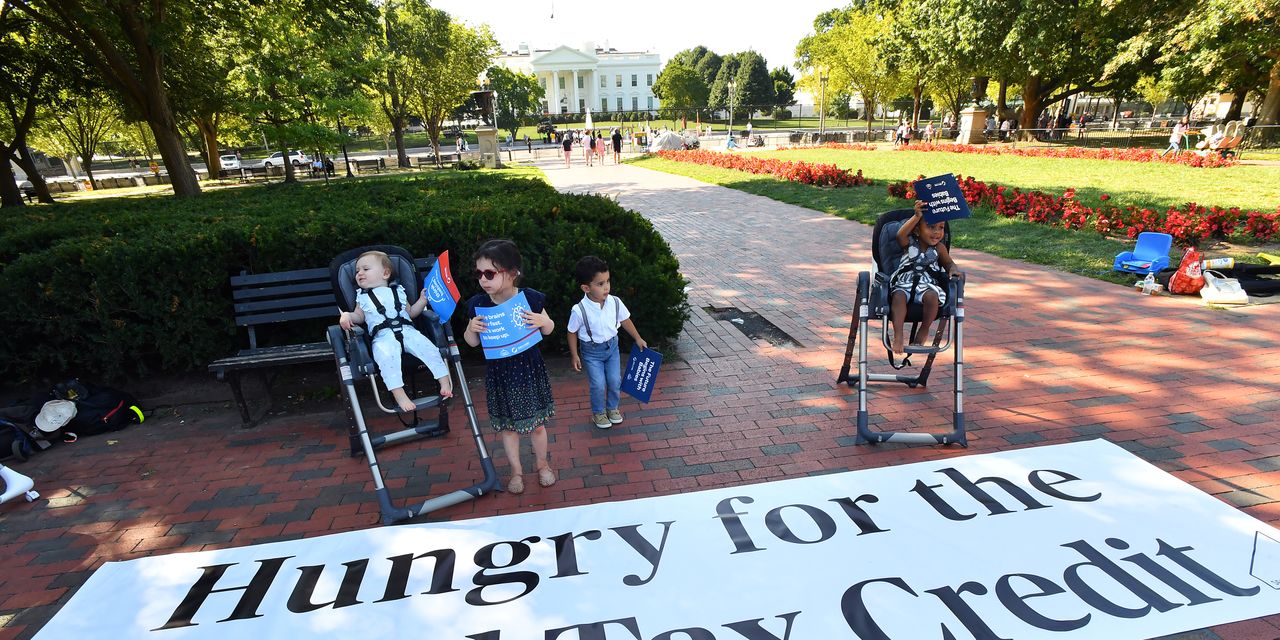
top-left (567, 295), bottom-right (631, 343)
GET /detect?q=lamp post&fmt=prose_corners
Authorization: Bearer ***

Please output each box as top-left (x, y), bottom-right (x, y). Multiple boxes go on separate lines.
top-left (818, 70), bottom-right (829, 138)
top-left (727, 80), bottom-right (736, 143)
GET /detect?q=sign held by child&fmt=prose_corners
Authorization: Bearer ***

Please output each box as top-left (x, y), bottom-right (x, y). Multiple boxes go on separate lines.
top-left (423, 251), bottom-right (461, 323)
top-left (621, 346), bottom-right (662, 403)
top-left (913, 173), bottom-right (972, 224)
top-left (476, 291), bottom-right (543, 359)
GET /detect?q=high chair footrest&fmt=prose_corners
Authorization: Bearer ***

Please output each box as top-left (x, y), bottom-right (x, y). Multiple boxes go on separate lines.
top-left (398, 396), bottom-right (443, 413)
top-left (904, 345), bottom-right (941, 355)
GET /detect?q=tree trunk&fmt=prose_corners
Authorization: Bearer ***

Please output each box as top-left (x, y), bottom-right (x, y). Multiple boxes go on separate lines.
top-left (998, 76), bottom-right (1009, 115)
top-left (83, 161), bottom-right (96, 190)
top-left (14, 148), bottom-right (55, 204)
top-left (1019, 75), bottom-right (1043, 137)
top-left (196, 116), bottom-right (222, 176)
top-left (393, 127), bottom-right (408, 168)
top-left (280, 136), bottom-right (297, 184)
top-left (0, 151), bottom-right (25, 208)
top-left (1256, 60), bottom-right (1280, 125)
top-left (911, 78), bottom-right (923, 130)
top-left (1225, 87), bottom-right (1247, 122)
top-left (144, 88), bottom-right (201, 195)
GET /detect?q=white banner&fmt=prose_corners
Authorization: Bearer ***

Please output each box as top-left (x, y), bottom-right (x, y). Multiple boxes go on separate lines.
top-left (36, 440), bottom-right (1280, 639)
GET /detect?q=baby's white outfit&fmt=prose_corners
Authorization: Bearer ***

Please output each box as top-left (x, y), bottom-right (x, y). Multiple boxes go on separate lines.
top-left (357, 285), bottom-right (448, 390)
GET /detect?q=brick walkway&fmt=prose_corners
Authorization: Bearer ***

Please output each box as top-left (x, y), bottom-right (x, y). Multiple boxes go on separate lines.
top-left (2, 159), bottom-right (1279, 639)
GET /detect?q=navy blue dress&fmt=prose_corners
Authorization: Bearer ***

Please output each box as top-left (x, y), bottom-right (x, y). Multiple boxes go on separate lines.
top-left (466, 288), bottom-right (555, 433)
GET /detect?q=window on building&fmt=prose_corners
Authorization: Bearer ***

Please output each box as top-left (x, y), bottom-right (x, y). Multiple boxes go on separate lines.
top-left (579, 99), bottom-right (585, 113)
top-left (631, 74), bottom-right (637, 87)
top-left (540, 78), bottom-right (547, 90)
top-left (615, 75), bottom-right (622, 87)
top-left (601, 98), bottom-right (608, 112)
top-left (647, 96), bottom-right (654, 110)
top-left (577, 75), bottom-right (584, 89)
top-left (632, 96), bottom-right (639, 111)
top-left (646, 74), bottom-right (653, 86)
top-left (617, 97), bottom-right (623, 111)
top-left (600, 75), bottom-right (607, 88)
top-left (557, 76), bottom-right (564, 90)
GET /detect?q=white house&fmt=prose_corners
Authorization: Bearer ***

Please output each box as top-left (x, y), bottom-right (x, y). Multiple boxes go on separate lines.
top-left (495, 42), bottom-right (661, 115)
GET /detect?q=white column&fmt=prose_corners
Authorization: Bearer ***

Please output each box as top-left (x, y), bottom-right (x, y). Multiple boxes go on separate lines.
top-left (572, 69), bottom-right (580, 113)
top-left (590, 69), bottom-right (598, 113)
top-left (550, 69), bottom-right (559, 114)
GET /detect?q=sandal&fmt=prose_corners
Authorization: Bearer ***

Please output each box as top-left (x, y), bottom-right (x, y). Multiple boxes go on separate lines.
top-left (537, 466), bottom-right (557, 488)
top-left (507, 474), bottom-right (524, 495)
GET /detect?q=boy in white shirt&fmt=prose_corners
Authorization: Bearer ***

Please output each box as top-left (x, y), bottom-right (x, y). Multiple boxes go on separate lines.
top-left (567, 256), bottom-right (648, 429)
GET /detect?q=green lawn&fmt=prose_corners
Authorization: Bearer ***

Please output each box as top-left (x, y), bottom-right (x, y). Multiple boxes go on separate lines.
top-left (753, 148), bottom-right (1280, 212)
top-left (629, 152), bottom-right (1278, 286)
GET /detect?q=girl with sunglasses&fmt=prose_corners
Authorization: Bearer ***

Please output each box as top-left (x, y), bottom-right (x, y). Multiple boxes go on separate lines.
top-left (463, 239), bottom-right (557, 495)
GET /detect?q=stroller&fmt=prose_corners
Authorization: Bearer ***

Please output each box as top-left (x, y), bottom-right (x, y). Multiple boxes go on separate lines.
top-left (836, 209), bottom-right (968, 446)
top-left (327, 245), bottom-right (498, 525)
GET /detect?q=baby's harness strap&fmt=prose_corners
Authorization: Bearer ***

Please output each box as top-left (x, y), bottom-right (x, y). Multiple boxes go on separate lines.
top-left (360, 286), bottom-right (409, 352)
top-left (577, 297), bottom-right (621, 342)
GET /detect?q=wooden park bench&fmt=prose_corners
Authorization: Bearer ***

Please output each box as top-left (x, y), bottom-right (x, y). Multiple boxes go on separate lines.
top-left (208, 266), bottom-right (337, 427)
top-left (412, 152), bottom-right (460, 168)
top-left (353, 158), bottom-right (385, 174)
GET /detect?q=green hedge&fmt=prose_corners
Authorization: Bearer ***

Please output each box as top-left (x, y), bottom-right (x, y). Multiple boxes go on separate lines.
top-left (0, 172), bottom-right (688, 381)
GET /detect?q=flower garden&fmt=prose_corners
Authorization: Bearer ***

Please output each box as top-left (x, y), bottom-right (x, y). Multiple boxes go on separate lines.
top-left (887, 174), bottom-right (1280, 246)
top-left (794, 141), bottom-right (1239, 168)
top-left (654, 149), bottom-right (873, 188)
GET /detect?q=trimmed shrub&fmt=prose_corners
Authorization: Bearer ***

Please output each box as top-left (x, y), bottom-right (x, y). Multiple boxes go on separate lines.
top-left (0, 172), bottom-right (688, 381)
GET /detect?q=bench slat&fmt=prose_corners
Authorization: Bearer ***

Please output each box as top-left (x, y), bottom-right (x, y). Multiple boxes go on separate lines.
top-left (236, 307), bottom-right (336, 326)
top-left (234, 293), bottom-right (337, 315)
top-left (209, 342), bottom-right (332, 372)
top-left (233, 281), bottom-right (334, 301)
top-left (231, 268), bottom-right (331, 287)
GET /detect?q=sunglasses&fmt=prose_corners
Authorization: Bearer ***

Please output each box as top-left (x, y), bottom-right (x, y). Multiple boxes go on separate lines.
top-left (474, 268), bottom-right (508, 281)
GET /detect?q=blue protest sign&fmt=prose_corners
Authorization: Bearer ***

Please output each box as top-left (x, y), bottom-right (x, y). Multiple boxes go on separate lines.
top-left (477, 291), bottom-right (542, 360)
top-left (423, 251), bottom-right (461, 323)
top-left (913, 173), bottom-right (972, 224)
top-left (621, 345), bottom-right (663, 403)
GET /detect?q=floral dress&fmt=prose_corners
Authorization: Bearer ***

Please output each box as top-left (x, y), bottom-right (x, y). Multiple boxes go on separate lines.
top-left (466, 288), bottom-right (555, 433)
top-left (890, 237), bottom-right (948, 305)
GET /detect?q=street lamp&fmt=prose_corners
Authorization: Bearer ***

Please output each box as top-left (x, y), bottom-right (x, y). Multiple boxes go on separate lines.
top-left (727, 80), bottom-right (737, 143)
top-left (818, 70), bottom-right (829, 138)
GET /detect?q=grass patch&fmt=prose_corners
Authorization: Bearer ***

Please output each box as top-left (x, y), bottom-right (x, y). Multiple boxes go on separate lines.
top-left (628, 155), bottom-right (1255, 286)
top-left (754, 148), bottom-right (1280, 212)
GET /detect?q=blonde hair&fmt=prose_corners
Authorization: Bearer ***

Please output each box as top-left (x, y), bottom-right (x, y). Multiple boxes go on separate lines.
top-left (358, 250), bottom-right (392, 273)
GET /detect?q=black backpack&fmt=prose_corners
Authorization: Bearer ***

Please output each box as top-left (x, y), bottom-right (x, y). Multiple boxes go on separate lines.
top-left (53, 380), bottom-right (144, 437)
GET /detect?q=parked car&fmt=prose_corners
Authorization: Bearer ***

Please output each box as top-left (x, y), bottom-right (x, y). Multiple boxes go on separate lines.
top-left (219, 154), bottom-right (241, 170)
top-left (262, 150), bottom-right (310, 168)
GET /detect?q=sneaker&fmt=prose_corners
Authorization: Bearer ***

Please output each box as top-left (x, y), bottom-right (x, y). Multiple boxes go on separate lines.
top-left (607, 409), bottom-right (623, 424)
top-left (592, 413), bottom-right (611, 429)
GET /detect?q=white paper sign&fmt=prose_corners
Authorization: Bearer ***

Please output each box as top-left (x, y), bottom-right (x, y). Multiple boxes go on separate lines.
top-left (34, 440), bottom-right (1280, 639)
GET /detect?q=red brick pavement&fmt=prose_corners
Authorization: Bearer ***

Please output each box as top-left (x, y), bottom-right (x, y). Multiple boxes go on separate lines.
top-left (1, 160), bottom-right (1278, 639)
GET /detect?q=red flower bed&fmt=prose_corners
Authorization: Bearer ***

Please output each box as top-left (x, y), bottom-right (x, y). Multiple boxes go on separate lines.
top-left (896, 142), bottom-right (1238, 168)
top-left (655, 149), bottom-right (873, 187)
top-left (888, 174), bottom-right (1280, 245)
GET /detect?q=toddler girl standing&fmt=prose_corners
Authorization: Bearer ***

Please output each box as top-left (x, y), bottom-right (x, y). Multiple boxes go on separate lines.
top-left (462, 239), bottom-right (557, 495)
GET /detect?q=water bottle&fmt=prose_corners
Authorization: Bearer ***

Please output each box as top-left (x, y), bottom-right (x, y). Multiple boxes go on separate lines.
top-left (1141, 272), bottom-right (1157, 295)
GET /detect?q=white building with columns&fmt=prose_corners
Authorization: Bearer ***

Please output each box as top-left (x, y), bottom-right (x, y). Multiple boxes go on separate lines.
top-left (495, 42), bottom-right (661, 115)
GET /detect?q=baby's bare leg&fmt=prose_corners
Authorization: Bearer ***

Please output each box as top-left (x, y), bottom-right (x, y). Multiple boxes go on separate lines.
top-left (913, 291), bottom-right (940, 344)
top-left (890, 291), bottom-right (908, 355)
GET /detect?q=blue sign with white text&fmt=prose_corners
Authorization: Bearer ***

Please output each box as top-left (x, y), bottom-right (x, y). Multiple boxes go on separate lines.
top-left (477, 291), bottom-right (542, 360)
top-left (621, 345), bottom-right (663, 403)
top-left (423, 251), bottom-right (461, 323)
top-left (913, 173), bottom-right (972, 224)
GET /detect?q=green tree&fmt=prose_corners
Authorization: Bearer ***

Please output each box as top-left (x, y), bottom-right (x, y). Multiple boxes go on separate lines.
top-left (232, 0), bottom-right (377, 183)
top-left (404, 19), bottom-right (495, 162)
top-left (671, 46), bottom-right (723, 88)
top-left (31, 87), bottom-right (122, 189)
top-left (708, 54), bottom-right (742, 112)
top-left (652, 62), bottom-right (710, 116)
top-left (486, 65), bottom-right (544, 140)
top-left (732, 51), bottom-right (775, 118)
top-left (8, 0), bottom-right (216, 197)
top-left (770, 67), bottom-right (797, 115)
top-left (797, 9), bottom-right (904, 136)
